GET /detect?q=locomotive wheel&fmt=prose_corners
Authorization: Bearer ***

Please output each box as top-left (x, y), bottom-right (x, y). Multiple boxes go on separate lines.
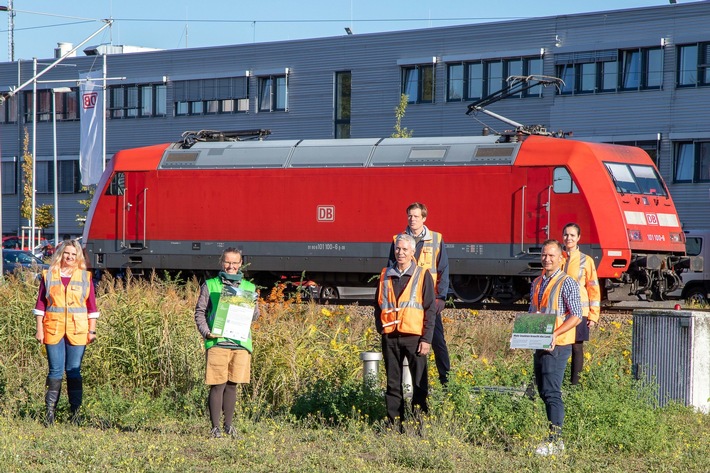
top-left (319, 285), bottom-right (340, 301)
top-left (451, 275), bottom-right (491, 303)
top-left (685, 287), bottom-right (709, 307)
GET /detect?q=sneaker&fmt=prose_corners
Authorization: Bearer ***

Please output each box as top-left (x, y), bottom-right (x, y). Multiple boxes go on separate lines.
top-left (210, 427), bottom-right (222, 439)
top-left (534, 439), bottom-right (565, 456)
top-left (224, 425), bottom-right (237, 438)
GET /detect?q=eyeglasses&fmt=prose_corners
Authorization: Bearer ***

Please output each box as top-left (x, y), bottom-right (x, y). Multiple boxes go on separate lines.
top-left (223, 261), bottom-right (242, 266)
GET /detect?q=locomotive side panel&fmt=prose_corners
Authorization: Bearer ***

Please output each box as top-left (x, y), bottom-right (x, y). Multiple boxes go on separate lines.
top-left (93, 165), bottom-right (533, 276)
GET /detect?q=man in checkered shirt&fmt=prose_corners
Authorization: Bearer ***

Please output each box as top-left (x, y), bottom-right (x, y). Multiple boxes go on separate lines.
top-left (528, 239), bottom-right (582, 456)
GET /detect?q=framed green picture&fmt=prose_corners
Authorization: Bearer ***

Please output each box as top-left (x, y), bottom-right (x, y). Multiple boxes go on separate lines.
top-left (509, 313), bottom-right (557, 349)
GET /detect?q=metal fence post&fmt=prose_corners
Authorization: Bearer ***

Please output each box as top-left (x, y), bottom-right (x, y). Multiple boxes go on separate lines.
top-left (402, 357), bottom-right (413, 399)
top-left (360, 351), bottom-right (383, 386)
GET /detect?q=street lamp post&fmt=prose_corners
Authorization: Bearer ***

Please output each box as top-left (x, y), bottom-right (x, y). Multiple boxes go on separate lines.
top-left (51, 87), bottom-right (71, 245)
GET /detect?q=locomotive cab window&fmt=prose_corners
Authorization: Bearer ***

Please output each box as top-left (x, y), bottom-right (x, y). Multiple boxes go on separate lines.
top-left (685, 236), bottom-right (702, 256)
top-left (553, 167), bottom-right (579, 194)
top-left (604, 162), bottom-right (667, 196)
top-left (106, 172), bottom-right (125, 196)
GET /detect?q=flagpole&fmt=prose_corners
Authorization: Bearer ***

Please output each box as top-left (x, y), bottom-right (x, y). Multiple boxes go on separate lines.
top-left (102, 53), bottom-right (107, 174)
top-left (31, 57), bottom-right (36, 251)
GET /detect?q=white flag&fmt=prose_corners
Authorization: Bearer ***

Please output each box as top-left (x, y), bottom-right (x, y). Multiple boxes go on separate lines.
top-left (79, 70), bottom-right (104, 186)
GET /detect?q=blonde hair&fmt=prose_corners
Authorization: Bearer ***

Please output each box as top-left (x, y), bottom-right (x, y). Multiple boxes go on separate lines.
top-left (49, 240), bottom-right (87, 272)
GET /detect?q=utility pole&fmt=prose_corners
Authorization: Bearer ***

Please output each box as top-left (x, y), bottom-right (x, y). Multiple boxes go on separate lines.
top-left (0, 1), bottom-right (14, 61)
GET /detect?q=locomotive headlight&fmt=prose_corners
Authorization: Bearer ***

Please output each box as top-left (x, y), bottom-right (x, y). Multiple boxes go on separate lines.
top-left (669, 232), bottom-right (684, 243)
top-left (628, 229), bottom-right (642, 241)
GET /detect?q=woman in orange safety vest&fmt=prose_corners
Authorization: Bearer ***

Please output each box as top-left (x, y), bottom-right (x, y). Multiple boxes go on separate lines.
top-left (561, 223), bottom-right (601, 385)
top-left (34, 239), bottom-right (99, 426)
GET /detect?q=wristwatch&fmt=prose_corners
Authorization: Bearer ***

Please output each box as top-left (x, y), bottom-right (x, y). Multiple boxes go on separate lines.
top-left (89, 330), bottom-right (97, 335)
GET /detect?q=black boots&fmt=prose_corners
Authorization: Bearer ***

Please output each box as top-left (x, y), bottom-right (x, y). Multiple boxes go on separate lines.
top-left (67, 377), bottom-right (83, 425)
top-left (44, 377), bottom-right (84, 426)
top-left (44, 377), bottom-right (62, 426)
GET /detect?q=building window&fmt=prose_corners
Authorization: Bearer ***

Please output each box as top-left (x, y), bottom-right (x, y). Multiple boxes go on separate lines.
top-left (1, 161), bottom-right (16, 194)
top-left (525, 58), bottom-right (544, 96)
top-left (258, 75), bottom-right (287, 112)
top-left (109, 83), bottom-right (166, 119)
top-left (611, 140), bottom-right (659, 165)
top-left (485, 61), bottom-right (503, 97)
top-left (556, 47), bottom-right (662, 94)
top-left (677, 43), bottom-right (710, 87)
top-left (401, 64), bottom-right (434, 104)
top-left (334, 71), bottom-right (351, 139)
top-left (579, 62), bottom-right (597, 93)
top-left (23, 89), bottom-right (79, 122)
top-left (36, 160), bottom-right (81, 194)
top-left (0, 94), bottom-right (17, 124)
top-left (621, 49), bottom-right (641, 90)
top-left (447, 64), bottom-right (464, 101)
top-left (447, 56), bottom-right (542, 102)
top-left (674, 142), bottom-right (710, 183)
top-left (600, 60), bottom-right (619, 92)
top-left (174, 77), bottom-right (247, 116)
top-left (467, 63), bottom-right (483, 100)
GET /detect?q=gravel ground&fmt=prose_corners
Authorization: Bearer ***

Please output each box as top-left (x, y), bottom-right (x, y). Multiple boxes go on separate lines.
top-left (322, 302), bottom-right (661, 325)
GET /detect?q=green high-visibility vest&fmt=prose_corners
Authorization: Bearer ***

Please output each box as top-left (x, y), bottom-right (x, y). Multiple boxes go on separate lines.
top-left (205, 277), bottom-right (256, 353)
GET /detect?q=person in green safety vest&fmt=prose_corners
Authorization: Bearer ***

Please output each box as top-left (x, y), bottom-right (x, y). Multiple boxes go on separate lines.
top-left (194, 247), bottom-right (259, 439)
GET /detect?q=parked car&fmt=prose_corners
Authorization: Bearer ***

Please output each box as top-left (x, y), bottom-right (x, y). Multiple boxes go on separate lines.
top-left (669, 229), bottom-right (709, 305)
top-left (33, 238), bottom-right (55, 258)
top-left (2, 249), bottom-right (49, 275)
top-left (2, 236), bottom-right (22, 249)
top-left (318, 284), bottom-right (377, 301)
top-left (3, 236), bottom-right (53, 254)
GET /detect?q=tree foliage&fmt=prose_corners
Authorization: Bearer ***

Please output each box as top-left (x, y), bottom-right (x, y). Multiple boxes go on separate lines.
top-left (391, 94), bottom-right (413, 138)
top-left (77, 185), bottom-right (96, 227)
top-left (20, 128), bottom-right (54, 230)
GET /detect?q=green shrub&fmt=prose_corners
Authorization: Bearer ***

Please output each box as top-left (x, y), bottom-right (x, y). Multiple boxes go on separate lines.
top-left (290, 366), bottom-right (385, 424)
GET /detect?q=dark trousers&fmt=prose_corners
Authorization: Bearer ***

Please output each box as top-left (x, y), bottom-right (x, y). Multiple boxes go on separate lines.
top-left (570, 342), bottom-right (585, 385)
top-left (533, 344), bottom-right (572, 439)
top-left (432, 305), bottom-right (451, 385)
top-left (381, 334), bottom-right (428, 425)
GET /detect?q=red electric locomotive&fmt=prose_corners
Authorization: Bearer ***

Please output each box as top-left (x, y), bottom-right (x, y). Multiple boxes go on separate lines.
top-left (83, 128), bottom-right (692, 302)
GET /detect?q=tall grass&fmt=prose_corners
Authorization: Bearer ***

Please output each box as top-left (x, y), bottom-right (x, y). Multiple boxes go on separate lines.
top-left (0, 271), bottom-right (709, 472)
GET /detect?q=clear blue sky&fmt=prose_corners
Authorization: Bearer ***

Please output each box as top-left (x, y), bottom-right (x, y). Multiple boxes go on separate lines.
top-left (0, 0), bottom-right (684, 62)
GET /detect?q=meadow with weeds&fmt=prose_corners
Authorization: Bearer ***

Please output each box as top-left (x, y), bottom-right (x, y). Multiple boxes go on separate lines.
top-left (0, 271), bottom-right (708, 472)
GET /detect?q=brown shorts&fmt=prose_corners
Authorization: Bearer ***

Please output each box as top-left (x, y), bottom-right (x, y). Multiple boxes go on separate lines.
top-left (205, 347), bottom-right (251, 385)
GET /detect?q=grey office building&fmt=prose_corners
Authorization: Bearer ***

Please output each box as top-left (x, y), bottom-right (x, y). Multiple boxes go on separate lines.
top-left (0, 1), bottom-right (709, 238)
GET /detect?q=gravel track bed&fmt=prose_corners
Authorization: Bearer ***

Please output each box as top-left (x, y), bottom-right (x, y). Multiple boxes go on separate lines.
top-left (316, 303), bottom-right (635, 325)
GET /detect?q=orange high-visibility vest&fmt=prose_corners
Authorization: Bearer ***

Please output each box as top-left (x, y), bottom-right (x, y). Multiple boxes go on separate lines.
top-left (378, 265), bottom-right (426, 336)
top-left (393, 231), bottom-right (442, 289)
top-left (42, 268), bottom-right (92, 345)
top-left (563, 249), bottom-right (601, 322)
top-left (530, 271), bottom-right (577, 346)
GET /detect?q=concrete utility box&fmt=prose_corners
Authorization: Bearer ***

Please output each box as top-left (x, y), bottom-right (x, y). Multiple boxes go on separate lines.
top-left (631, 309), bottom-right (710, 412)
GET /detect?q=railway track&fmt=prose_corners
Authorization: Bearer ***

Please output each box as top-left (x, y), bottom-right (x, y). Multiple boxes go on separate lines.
top-left (314, 297), bottom-right (689, 323)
